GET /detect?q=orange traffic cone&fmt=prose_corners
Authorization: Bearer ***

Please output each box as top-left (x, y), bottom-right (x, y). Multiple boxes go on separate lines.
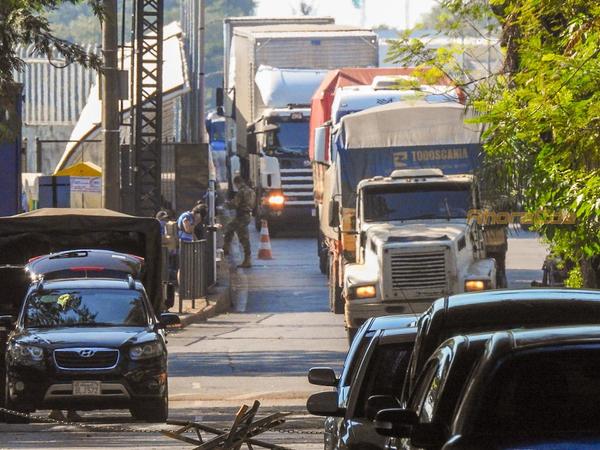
top-left (257, 220), bottom-right (273, 260)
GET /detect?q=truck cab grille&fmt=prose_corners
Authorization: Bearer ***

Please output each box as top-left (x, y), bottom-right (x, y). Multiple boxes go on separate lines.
top-left (280, 168), bottom-right (314, 206)
top-left (386, 249), bottom-right (448, 295)
top-left (54, 348), bottom-right (119, 370)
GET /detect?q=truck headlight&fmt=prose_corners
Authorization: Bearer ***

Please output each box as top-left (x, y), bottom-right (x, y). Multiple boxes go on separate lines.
top-left (351, 285), bottom-right (377, 299)
top-left (10, 342), bottom-right (44, 364)
top-left (129, 342), bottom-right (163, 360)
top-left (267, 193), bottom-right (285, 207)
top-left (465, 280), bottom-right (489, 292)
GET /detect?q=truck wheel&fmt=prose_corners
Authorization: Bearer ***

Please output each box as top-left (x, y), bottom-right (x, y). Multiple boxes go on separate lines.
top-left (492, 252), bottom-right (508, 288)
top-left (346, 328), bottom-right (358, 345)
top-left (329, 260), bottom-right (344, 314)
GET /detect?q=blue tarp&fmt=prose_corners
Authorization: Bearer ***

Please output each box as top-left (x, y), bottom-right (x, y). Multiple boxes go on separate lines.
top-left (337, 143), bottom-right (483, 208)
top-left (0, 87), bottom-right (23, 216)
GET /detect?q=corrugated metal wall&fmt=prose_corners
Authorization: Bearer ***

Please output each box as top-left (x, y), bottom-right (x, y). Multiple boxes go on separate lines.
top-left (13, 44), bottom-right (98, 126)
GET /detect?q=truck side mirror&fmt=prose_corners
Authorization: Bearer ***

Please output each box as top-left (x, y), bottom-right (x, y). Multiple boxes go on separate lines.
top-left (306, 391), bottom-right (344, 417)
top-left (329, 200), bottom-right (340, 228)
top-left (246, 124), bottom-right (257, 155)
top-left (216, 87), bottom-right (224, 109)
top-left (314, 126), bottom-right (328, 163)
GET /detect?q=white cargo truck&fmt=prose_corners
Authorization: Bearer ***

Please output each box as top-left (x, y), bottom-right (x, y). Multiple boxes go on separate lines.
top-left (315, 101), bottom-right (506, 340)
top-left (217, 20), bottom-right (379, 233)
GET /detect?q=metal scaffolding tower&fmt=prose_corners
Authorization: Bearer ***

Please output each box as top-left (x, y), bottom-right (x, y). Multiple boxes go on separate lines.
top-left (131, 0), bottom-right (164, 216)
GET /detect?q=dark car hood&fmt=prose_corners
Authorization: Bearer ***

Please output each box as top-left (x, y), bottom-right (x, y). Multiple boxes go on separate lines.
top-left (446, 435), bottom-right (600, 450)
top-left (12, 326), bottom-right (154, 348)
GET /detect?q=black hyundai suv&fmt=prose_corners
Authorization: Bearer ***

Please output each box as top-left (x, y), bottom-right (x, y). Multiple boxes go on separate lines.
top-left (1, 276), bottom-right (179, 423)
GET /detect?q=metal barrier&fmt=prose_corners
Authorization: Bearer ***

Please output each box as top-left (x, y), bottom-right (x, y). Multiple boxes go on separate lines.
top-left (179, 239), bottom-right (207, 312)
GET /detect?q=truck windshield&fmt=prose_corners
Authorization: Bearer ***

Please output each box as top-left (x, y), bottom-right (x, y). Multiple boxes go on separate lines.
top-left (271, 121), bottom-right (309, 156)
top-left (24, 288), bottom-right (148, 328)
top-left (363, 183), bottom-right (471, 222)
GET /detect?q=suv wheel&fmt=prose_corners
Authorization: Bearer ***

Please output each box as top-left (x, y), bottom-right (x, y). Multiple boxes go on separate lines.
top-left (130, 388), bottom-right (168, 423)
top-left (3, 376), bottom-right (30, 424)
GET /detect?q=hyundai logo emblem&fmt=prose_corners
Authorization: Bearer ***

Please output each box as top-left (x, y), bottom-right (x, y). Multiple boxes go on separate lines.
top-left (79, 349), bottom-right (96, 358)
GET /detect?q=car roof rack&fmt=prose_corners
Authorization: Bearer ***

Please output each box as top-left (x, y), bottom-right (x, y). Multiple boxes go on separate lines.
top-left (49, 250), bottom-right (89, 260)
top-left (35, 275), bottom-right (45, 292)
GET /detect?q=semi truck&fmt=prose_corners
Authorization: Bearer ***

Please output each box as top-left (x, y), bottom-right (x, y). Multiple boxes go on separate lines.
top-left (309, 69), bottom-right (462, 272)
top-left (216, 19), bottom-right (379, 233)
top-left (314, 101), bottom-right (507, 340)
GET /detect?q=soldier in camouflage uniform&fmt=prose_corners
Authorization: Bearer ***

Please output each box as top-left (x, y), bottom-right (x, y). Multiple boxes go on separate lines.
top-left (223, 176), bottom-right (255, 268)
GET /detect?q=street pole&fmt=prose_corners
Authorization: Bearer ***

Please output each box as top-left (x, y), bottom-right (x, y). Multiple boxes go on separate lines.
top-left (198, 0), bottom-right (206, 143)
top-left (101, 0), bottom-right (121, 210)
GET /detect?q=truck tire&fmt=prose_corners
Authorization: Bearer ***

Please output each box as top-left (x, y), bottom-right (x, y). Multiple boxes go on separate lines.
top-left (491, 252), bottom-right (508, 288)
top-left (329, 260), bottom-right (344, 314)
top-left (319, 249), bottom-right (328, 275)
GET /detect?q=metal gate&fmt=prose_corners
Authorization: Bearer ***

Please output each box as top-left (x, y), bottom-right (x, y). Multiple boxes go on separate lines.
top-left (179, 240), bottom-right (207, 309)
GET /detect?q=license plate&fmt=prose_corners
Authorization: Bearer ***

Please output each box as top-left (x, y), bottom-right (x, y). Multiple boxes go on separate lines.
top-left (311, 208), bottom-right (316, 217)
top-left (73, 381), bottom-right (101, 396)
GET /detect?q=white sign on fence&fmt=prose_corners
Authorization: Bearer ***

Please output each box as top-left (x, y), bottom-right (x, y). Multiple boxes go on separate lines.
top-left (70, 176), bottom-right (102, 193)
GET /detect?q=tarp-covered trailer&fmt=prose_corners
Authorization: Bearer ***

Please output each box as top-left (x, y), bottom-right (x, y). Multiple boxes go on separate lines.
top-left (0, 208), bottom-right (164, 315)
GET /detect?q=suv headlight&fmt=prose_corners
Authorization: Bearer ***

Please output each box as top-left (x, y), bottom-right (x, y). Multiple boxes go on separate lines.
top-left (10, 342), bottom-right (44, 364)
top-left (129, 342), bottom-right (163, 360)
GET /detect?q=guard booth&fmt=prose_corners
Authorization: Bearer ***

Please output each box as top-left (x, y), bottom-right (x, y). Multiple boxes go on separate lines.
top-left (38, 161), bottom-right (102, 208)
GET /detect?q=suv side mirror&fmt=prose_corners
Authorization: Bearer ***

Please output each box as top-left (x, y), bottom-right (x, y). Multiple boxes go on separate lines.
top-left (308, 367), bottom-right (338, 387)
top-left (306, 391), bottom-right (344, 417)
top-left (328, 200), bottom-right (340, 228)
top-left (374, 408), bottom-right (418, 438)
top-left (159, 313), bottom-right (181, 328)
top-left (366, 395), bottom-right (400, 421)
top-left (0, 315), bottom-right (15, 330)
top-left (246, 124), bottom-right (258, 155)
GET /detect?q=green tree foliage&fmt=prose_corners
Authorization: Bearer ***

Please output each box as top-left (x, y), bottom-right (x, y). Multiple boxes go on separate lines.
top-left (0, 0), bottom-right (102, 90)
top-left (388, 0), bottom-right (600, 287)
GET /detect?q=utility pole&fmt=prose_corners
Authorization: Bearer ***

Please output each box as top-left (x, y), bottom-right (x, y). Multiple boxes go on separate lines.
top-left (101, 0), bottom-right (121, 210)
top-left (198, 0), bottom-right (206, 143)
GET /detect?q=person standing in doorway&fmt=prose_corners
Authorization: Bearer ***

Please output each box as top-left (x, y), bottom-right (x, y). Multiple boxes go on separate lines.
top-left (223, 176), bottom-right (255, 268)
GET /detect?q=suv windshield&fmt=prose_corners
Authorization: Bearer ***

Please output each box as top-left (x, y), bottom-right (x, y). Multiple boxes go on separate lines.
top-left (268, 120), bottom-right (309, 156)
top-left (24, 288), bottom-right (148, 328)
top-left (363, 183), bottom-right (471, 222)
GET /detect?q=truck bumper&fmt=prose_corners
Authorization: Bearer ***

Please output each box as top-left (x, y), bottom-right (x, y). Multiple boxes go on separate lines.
top-left (345, 300), bottom-right (433, 329)
top-left (260, 205), bottom-right (317, 228)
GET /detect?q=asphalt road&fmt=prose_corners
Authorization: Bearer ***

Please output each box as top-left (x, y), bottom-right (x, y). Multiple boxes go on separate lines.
top-left (0, 228), bottom-right (547, 449)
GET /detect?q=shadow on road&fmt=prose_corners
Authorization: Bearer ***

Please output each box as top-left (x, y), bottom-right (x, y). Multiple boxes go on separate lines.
top-left (169, 350), bottom-right (345, 377)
